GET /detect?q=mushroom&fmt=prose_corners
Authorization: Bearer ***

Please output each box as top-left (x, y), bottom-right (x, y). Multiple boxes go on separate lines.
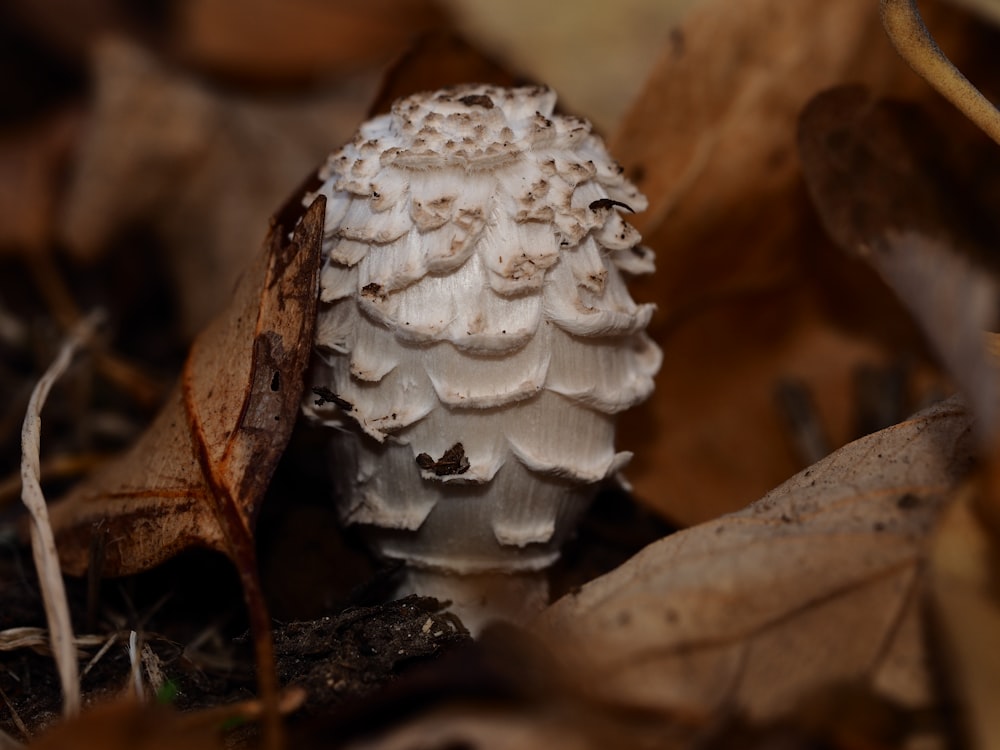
top-left (301, 84), bottom-right (661, 631)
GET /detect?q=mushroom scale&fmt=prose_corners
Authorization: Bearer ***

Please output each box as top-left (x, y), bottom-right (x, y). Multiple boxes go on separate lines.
top-left (301, 84), bottom-right (661, 631)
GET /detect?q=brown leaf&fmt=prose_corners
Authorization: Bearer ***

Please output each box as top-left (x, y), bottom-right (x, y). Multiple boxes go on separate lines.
top-left (613, 0), bottom-right (981, 242)
top-left (797, 85), bottom-right (998, 259)
top-left (27, 700), bottom-right (223, 750)
top-left (46, 196), bottom-right (321, 748)
top-left (928, 482), bottom-right (1000, 749)
top-left (798, 85), bottom-right (1000, 442)
top-left (366, 30), bottom-right (527, 119)
top-left (797, 77), bottom-right (1000, 747)
top-left (0, 109), bottom-right (81, 254)
top-left (26, 689), bottom-right (306, 750)
top-left (48, 197), bottom-right (323, 577)
top-left (58, 38), bottom-right (372, 334)
top-left (610, 0), bottom-right (993, 525)
top-left (538, 397), bottom-right (975, 722)
top-left (173, 0), bottom-right (449, 83)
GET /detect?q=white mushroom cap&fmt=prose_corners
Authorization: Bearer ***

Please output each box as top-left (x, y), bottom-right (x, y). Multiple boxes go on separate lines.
top-left (302, 84), bottom-right (661, 620)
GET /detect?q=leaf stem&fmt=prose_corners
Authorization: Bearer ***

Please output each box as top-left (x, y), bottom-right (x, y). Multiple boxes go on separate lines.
top-left (880, 0), bottom-right (1000, 146)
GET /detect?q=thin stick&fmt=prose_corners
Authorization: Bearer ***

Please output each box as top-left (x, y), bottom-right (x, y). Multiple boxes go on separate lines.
top-left (80, 632), bottom-right (119, 679)
top-left (20, 311), bottom-right (101, 717)
top-left (880, 0), bottom-right (1000, 146)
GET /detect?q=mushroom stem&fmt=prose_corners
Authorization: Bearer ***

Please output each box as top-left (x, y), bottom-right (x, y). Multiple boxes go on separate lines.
top-left (398, 568), bottom-right (549, 635)
top-left (880, 0), bottom-right (1000, 146)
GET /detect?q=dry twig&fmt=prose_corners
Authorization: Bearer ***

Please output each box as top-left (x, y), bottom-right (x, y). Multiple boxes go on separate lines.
top-left (19, 311), bottom-right (101, 717)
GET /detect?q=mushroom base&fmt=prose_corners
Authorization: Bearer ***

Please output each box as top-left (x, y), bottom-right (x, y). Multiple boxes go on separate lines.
top-left (394, 566), bottom-right (550, 635)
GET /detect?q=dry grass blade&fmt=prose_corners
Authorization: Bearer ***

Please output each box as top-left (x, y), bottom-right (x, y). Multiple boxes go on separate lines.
top-left (19, 311), bottom-right (101, 718)
top-left (0, 627), bottom-right (105, 655)
top-left (128, 631), bottom-right (143, 702)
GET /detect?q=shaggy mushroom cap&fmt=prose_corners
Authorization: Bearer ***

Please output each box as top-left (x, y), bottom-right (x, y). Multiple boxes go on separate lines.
top-left (303, 84), bottom-right (661, 580)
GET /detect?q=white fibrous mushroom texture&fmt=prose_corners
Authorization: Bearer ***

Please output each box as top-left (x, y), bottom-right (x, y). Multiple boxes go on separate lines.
top-left (301, 84), bottom-right (661, 628)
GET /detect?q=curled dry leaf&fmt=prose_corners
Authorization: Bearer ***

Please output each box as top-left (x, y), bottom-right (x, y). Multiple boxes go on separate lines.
top-left (797, 85), bottom-right (997, 253)
top-left (47, 197), bottom-right (323, 577)
top-left (44, 196), bottom-right (322, 748)
top-left (538, 397), bottom-right (975, 722)
top-left (611, 0), bottom-right (993, 525)
top-left (798, 84), bottom-right (1000, 443)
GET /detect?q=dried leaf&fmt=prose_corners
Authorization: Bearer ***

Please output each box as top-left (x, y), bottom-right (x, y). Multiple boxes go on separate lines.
top-left (59, 38), bottom-right (372, 334)
top-left (797, 84), bottom-right (999, 260)
top-left (0, 628), bottom-right (103, 656)
top-left (44, 197), bottom-right (321, 748)
top-left (928, 483), bottom-right (1000, 748)
top-left (174, 0), bottom-right (448, 82)
top-left (23, 689), bottom-right (304, 750)
top-left (798, 85), bottom-right (1000, 443)
top-left (538, 397), bottom-right (976, 722)
top-left (48, 197), bottom-right (323, 577)
top-left (610, 0), bottom-right (992, 524)
top-left (797, 78), bottom-right (1000, 748)
top-left (366, 30), bottom-right (526, 118)
top-left (26, 700), bottom-right (224, 750)
top-left (0, 109), bottom-right (81, 254)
